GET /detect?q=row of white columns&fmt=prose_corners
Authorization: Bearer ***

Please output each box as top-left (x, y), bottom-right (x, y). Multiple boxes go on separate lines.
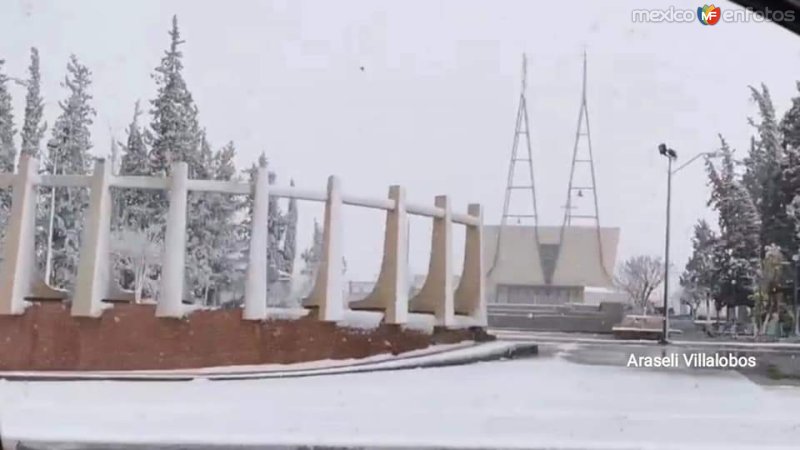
top-left (0, 155), bottom-right (487, 328)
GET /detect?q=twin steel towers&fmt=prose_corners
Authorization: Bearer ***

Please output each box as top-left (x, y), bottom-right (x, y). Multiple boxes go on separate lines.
top-left (490, 51), bottom-right (608, 280)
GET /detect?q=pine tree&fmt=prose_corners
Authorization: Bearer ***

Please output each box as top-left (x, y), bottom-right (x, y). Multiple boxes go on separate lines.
top-left (301, 219), bottom-right (323, 276)
top-left (240, 152), bottom-right (297, 286)
top-left (149, 15), bottom-right (201, 177)
top-left (0, 60), bottom-right (15, 175)
top-left (239, 154), bottom-right (267, 284)
top-left (0, 59), bottom-right (17, 250)
top-left (781, 82), bottom-right (800, 259)
top-left (184, 132), bottom-right (214, 302)
top-left (205, 141), bottom-right (240, 304)
top-left (267, 170), bottom-right (287, 283)
top-left (186, 139), bottom-right (242, 305)
top-left (281, 180), bottom-right (298, 276)
top-left (46, 55), bottom-right (96, 289)
top-left (20, 48), bottom-right (47, 159)
top-left (706, 136), bottom-right (761, 309)
top-left (148, 15), bottom-right (210, 303)
top-left (111, 101), bottom-right (157, 296)
top-left (119, 101), bottom-right (151, 221)
top-left (743, 84), bottom-right (791, 254)
top-left (680, 219), bottom-right (718, 318)
top-left (782, 82), bottom-right (800, 152)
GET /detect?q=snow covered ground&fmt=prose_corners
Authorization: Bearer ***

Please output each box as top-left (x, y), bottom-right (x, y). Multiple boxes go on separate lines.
top-left (1, 347), bottom-right (799, 449)
top-left (0, 341), bottom-right (484, 381)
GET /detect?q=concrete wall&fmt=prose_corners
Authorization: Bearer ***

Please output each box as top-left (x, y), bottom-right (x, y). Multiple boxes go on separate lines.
top-left (0, 302), bottom-right (490, 371)
top-left (488, 302), bottom-right (625, 333)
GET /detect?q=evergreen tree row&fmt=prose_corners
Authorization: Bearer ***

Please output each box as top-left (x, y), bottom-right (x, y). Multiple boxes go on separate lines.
top-left (682, 84), bottom-right (800, 333)
top-left (0, 16), bottom-right (306, 306)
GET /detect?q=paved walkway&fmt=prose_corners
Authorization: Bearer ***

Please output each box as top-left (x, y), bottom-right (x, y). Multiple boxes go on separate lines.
top-left (493, 329), bottom-right (800, 351)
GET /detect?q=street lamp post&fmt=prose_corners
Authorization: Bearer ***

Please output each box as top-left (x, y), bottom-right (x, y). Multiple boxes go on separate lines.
top-left (791, 256), bottom-right (799, 336)
top-left (657, 144), bottom-right (719, 344)
top-left (658, 144), bottom-right (677, 344)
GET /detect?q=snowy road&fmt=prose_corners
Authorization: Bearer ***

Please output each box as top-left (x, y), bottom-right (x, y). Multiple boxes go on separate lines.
top-left (2, 344), bottom-right (800, 449)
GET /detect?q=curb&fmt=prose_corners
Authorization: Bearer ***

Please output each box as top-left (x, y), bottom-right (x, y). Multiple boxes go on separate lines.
top-left (494, 330), bottom-right (800, 352)
top-left (0, 342), bottom-right (538, 382)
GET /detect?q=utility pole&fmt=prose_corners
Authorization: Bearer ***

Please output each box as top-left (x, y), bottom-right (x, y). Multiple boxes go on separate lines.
top-left (794, 258), bottom-right (799, 336)
top-left (658, 143), bottom-right (677, 344)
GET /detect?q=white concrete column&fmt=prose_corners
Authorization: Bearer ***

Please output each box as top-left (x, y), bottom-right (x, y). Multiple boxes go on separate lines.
top-left (350, 185), bottom-right (408, 324)
top-left (0, 155), bottom-right (38, 315)
top-left (410, 195), bottom-right (455, 327)
top-left (157, 162), bottom-right (188, 318)
top-left (303, 176), bottom-right (344, 322)
top-left (73, 159), bottom-right (113, 317)
top-left (243, 165), bottom-right (269, 320)
top-left (454, 203), bottom-right (487, 326)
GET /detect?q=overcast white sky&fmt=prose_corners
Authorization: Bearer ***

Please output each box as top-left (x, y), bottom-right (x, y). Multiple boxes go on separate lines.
top-left (3, 0), bottom-right (800, 291)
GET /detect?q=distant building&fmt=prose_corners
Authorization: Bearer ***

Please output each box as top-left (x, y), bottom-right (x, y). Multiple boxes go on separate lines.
top-left (484, 225), bottom-right (621, 305)
top-left (346, 274), bottom-right (461, 303)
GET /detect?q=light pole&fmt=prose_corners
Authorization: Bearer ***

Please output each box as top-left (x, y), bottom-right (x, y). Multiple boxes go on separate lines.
top-left (794, 257), bottom-right (799, 336)
top-left (658, 144), bottom-right (677, 344)
top-left (657, 144), bottom-right (720, 344)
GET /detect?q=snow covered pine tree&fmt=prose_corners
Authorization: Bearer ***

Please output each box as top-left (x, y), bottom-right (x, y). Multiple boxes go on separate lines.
top-left (706, 136), bottom-right (761, 311)
top-left (680, 220), bottom-right (719, 319)
top-left (744, 84), bottom-right (792, 255)
top-left (0, 59), bottom-right (17, 253)
top-left (44, 55), bottom-right (95, 290)
top-left (20, 48), bottom-right (47, 160)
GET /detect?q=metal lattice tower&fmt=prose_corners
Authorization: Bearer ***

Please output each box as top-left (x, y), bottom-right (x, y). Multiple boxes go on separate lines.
top-left (561, 50), bottom-right (608, 278)
top-left (490, 53), bottom-right (540, 274)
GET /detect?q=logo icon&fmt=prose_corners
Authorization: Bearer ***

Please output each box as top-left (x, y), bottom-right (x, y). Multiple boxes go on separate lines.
top-left (697, 4), bottom-right (721, 25)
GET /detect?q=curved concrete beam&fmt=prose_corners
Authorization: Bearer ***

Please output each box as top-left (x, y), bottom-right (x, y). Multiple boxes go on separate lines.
top-left (303, 176), bottom-right (345, 322)
top-left (409, 195), bottom-right (455, 327)
top-left (454, 203), bottom-right (486, 326)
top-left (350, 185), bottom-right (409, 324)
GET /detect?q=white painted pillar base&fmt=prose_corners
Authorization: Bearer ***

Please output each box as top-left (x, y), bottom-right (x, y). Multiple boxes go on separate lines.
top-left (0, 155), bottom-right (38, 315)
top-left (350, 185), bottom-right (409, 324)
top-left (156, 162), bottom-right (188, 318)
top-left (454, 203), bottom-right (487, 326)
top-left (409, 195), bottom-right (455, 328)
top-left (244, 165), bottom-right (269, 320)
top-left (303, 176), bottom-right (345, 322)
top-left (73, 159), bottom-right (114, 317)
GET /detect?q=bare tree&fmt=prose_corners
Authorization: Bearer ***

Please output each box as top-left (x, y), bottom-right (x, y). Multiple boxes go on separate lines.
top-left (615, 255), bottom-right (665, 314)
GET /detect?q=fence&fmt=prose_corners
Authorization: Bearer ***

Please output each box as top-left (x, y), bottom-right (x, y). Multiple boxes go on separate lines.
top-left (0, 155), bottom-right (486, 329)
